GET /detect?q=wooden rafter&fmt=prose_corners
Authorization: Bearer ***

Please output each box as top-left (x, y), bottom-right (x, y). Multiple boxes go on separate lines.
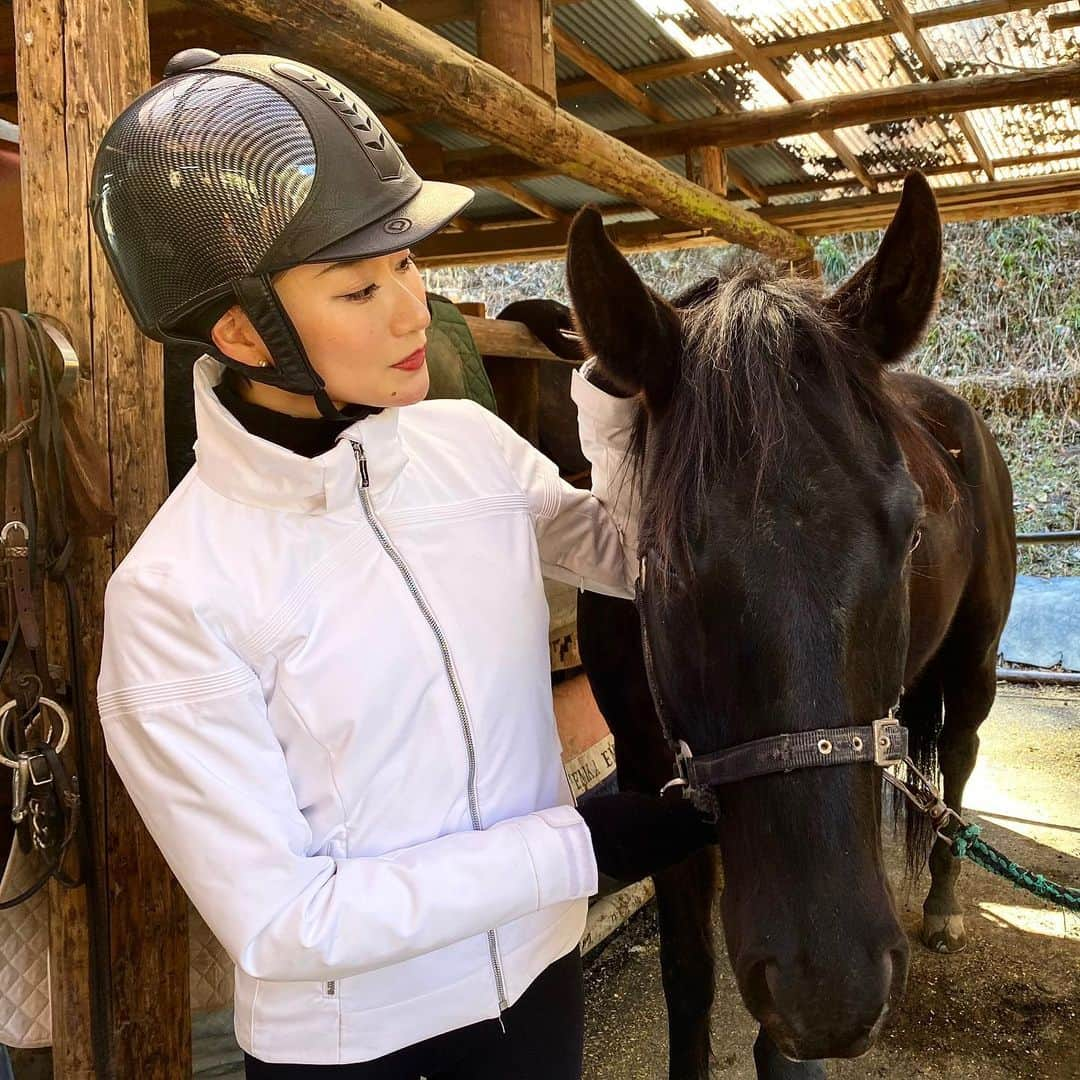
top-left (415, 170), bottom-right (1080, 266)
top-left (0, 0), bottom-right (1059, 106)
top-left (759, 147), bottom-right (1080, 197)
top-left (202, 0), bottom-right (810, 260)
top-left (430, 61), bottom-right (1080, 183)
top-left (551, 23), bottom-right (768, 204)
top-left (475, 177), bottom-right (568, 221)
top-left (1047, 9), bottom-right (1080, 31)
top-left (682, 0), bottom-right (877, 192)
top-left (880, 0), bottom-right (996, 180)
top-left (557, 0), bottom-right (1058, 101)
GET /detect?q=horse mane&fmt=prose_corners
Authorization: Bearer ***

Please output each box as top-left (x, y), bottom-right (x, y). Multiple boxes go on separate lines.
top-left (634, 255), bottom-right (957, 577)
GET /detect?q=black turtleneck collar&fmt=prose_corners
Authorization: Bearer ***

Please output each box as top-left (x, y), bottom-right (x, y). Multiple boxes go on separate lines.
top-left (213, 374), bottom-right (384, 459)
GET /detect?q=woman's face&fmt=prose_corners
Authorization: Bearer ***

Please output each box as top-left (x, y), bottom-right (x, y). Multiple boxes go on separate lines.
top-left (213, 248), bottom-right (432, 415)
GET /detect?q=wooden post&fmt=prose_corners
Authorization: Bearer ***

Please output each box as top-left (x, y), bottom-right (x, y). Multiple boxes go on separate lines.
top-left (474, 0), bottom-right (545, 443)
top-left (13, 1), bottom-right (190, 1076)
top-left (477, 0), bottom-right (557, 103)
top-left (685, 146), bottom-right (728, 196)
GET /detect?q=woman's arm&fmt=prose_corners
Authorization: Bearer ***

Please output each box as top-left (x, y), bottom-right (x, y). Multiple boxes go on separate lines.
top-left (98, 566), bottom-right (597, 983)
top-left (475, 368), bottom-right (641, 599)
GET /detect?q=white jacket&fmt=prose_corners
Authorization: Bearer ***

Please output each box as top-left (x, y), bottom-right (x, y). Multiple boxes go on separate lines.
top-left (97, 355), bottom-right (639, 1064)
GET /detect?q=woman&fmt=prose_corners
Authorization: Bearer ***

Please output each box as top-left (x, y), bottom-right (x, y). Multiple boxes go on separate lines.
top-left (90, 51), bottom-right (714, 1077)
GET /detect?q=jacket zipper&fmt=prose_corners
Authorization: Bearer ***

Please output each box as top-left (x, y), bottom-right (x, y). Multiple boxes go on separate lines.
top-left (349, 440), bottom-right (510, 1013)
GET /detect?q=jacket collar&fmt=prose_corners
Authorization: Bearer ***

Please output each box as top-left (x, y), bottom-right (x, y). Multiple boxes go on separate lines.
top-left (192, 355), bottom-right (408, 513)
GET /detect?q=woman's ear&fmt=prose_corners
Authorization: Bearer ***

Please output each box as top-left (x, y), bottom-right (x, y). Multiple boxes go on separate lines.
top-left (566, 206), bottom-right (682, 411)
top-left (826, 171), bottom-right (942, 364)
top-left (211, 305), bottom-right (273, 368)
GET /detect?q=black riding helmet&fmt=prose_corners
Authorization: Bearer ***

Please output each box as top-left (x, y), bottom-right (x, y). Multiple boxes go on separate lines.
top-left (90, 49), bottom-right (474, 418)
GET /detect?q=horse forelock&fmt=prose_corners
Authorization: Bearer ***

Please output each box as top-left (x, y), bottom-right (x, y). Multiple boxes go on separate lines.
top-left (633, 257), bottom-right (956, 577)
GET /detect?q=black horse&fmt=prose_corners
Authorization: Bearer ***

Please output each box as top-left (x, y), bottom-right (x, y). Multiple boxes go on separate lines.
top-left (557, 173), bottom-right (1016, 1077)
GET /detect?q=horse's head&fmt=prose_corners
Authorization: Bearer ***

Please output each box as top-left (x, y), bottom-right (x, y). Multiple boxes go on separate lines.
top-left (568, 173), bottom-right (946, 1061)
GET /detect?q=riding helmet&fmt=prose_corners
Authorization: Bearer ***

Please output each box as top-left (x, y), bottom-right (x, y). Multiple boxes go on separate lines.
top-left (89, 49), bottom-right (474, 417)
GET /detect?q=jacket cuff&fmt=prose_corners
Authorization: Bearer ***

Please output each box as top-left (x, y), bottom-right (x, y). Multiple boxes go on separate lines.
top-left (570, 368), bottom-right (639, 431)
top-left (509, 804), bottom-right (599, 909)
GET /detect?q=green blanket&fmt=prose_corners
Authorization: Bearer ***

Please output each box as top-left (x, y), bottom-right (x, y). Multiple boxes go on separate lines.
top-left (424, 298), bottom-right (498, 415)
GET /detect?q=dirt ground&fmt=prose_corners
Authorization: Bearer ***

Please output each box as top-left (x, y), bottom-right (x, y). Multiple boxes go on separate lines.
top-left (583, 685), bottom-right (1079, 1080)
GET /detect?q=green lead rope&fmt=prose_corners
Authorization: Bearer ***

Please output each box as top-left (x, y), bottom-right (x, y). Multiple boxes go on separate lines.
top-left (950, 824), bottom-right (1080, 914)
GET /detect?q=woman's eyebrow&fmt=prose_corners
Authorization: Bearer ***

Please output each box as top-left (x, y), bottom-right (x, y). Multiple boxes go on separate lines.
top-left (314, 258), bottom-right (369, 279)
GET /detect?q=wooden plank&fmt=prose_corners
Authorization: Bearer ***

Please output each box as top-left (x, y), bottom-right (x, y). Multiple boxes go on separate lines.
top-left (879, 0), bottom-right (996, 180)
top-left (202, 0), bottom-right (811, 260)
top-left (13, 1), bottom-right (189, 1076)
top-left (462, 313), bottom-right (570, 362)
top-left (434, 60), bottom-right (1080, 181)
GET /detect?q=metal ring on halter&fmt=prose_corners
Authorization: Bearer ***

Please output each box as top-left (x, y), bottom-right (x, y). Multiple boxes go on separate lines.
top-left (0, 696), bottom-right (71, 768)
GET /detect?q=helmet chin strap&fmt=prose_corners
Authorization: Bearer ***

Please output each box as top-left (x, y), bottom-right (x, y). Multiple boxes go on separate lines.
top-left (230, 275), bottom-right (354, 421)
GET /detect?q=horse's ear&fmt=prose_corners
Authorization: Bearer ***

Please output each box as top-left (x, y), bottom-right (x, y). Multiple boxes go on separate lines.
top-left (566, 206), bottom-right (682, 407)
top-left (826, 171), bottom-right (942, 364)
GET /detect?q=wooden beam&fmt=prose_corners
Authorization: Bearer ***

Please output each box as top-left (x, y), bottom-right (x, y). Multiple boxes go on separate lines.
top-left (880, 0), bottom-right (996, 180)
top-left (683, 0), bottom-right (877, 192)
top-left (758, 171), bottom-right (1080, 232)
top-left (13, 0), bottom-right (189, 1077)
top-left (433, 61), bottom-right (1080, 181)
top-left (416, 171), bottom-right (1080, 265)
top-left (202, 0), bottom-right (811, 260)
top-left (552, 22), bottom-right (767, 204)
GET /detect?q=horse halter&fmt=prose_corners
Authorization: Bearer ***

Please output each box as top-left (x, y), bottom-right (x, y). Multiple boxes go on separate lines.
top-left (633, 552), bottom-right (909, 818)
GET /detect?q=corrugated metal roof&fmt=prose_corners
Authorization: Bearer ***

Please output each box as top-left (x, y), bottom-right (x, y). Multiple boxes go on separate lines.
top-left (401, 0), bottom-right (1080, 228)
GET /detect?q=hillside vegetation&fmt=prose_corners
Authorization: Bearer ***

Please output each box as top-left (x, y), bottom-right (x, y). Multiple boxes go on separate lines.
top-left (423, 213), bottom-right (1079, 576)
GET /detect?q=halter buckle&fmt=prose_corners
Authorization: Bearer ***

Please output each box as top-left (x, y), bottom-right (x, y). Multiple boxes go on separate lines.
top-left (872, 717), bottom-right (908, 767)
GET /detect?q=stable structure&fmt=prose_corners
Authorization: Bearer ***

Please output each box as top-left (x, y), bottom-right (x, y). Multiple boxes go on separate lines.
top-left (0, 0), bottom-right (1078, 1076)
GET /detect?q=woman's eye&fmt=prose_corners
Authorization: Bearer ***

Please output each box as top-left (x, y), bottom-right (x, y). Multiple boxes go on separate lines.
top-left (397, 253), bottom-right (415, 271)
top-left (342, 285), bottom-right (378, 302)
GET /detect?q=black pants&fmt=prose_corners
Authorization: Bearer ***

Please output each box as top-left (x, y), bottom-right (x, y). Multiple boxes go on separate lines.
top-left (244, 948), bottom-right (584, 1080)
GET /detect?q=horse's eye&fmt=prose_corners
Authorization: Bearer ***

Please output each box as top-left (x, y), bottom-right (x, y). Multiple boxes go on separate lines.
top-left (909, 528), bottom-right (923, 555)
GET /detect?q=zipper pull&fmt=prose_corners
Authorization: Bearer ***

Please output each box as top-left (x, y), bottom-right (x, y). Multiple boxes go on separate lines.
top-left (350, 441), bottom-right (370, 488)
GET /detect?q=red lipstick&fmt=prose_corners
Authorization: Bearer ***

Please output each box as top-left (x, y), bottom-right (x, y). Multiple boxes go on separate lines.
top-left (393, 347), bottom-right (426, 371)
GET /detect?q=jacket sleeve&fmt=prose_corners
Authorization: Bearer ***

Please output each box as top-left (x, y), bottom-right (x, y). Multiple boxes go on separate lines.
top-left (97, 565), bottom-right (598, 983)
top-left (475, 368), bottom-right (641, 600)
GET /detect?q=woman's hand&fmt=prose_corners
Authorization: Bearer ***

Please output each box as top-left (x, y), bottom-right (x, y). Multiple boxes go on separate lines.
top-left (577, 789), bottom-right (718, 893)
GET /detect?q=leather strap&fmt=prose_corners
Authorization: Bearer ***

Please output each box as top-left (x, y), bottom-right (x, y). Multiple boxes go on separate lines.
top-left (677, 720), bottom-right (909, 789)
